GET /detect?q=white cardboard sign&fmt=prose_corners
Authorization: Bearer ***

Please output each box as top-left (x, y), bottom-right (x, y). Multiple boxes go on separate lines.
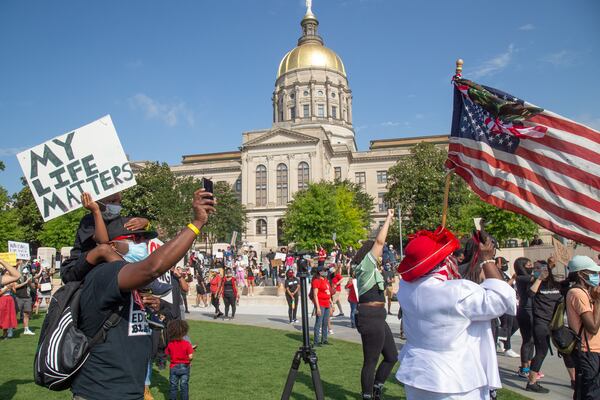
top-left (7, 241), bottom-right (30, 260)
top-left (16, 115), bottom-right (136, 221)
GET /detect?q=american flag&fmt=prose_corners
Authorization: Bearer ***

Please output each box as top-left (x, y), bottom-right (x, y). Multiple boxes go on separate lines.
top-left (446, 78), bottom-right (600, 250)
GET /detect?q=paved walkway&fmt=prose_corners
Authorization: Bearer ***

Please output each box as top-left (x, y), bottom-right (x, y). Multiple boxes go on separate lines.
top-left (185, 297), bottom-right (573, 400)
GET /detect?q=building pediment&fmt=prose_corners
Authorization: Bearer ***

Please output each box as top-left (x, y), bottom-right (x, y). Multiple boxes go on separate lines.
top-left (242, 128), bottom-right (320, 149)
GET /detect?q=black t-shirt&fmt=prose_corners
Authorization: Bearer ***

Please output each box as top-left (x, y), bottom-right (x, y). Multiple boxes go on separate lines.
top-left (516, 274), bottom-right (534, 311)
top-left (285, 277), bottom-right (299, 294)
top-left (532, 281), bottom-right (562, 323)
top-left (246, 267), bottom-right (254, 278)
top-left (382, 270), bottom-right (395, 289)
top-left (223, 278), bottom-right (235, 296)
top-left (72, 261), bottom-right (152, 400)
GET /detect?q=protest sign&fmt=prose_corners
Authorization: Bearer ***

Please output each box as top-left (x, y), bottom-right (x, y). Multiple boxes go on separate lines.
top-left (552, 237), bottom-right (573, 266)
top-left (275, 252), bottom-right (286, 261)
top-left (230, 231), bottom-right (238, 246)
top-left (16, 115), bottom-right (136, 221)
top-left (8, 241), bottom-right (30, 260)
top-left (0, 252), bottom-right (17, 266)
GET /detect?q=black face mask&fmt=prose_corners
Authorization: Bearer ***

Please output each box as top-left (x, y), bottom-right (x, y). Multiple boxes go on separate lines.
top-left (501, 265), bottom-right (509, 272)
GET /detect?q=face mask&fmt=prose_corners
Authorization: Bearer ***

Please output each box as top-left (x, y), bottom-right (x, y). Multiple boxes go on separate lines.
top-left (501, 265), bottom-right (509, 272)
top-left (319, 272), bottom-right (328, 277)
top-left (586, 273), bottom-right (600, 287)
top-left (121, 241), bottom-right (149, 263)
top-left (533, 270), bottom-right (541, 279)
top-left (101, 203), bottom-right (122, 220)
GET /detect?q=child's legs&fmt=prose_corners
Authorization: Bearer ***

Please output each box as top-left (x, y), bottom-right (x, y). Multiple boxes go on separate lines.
top-left (169, 367), bottom-right (179, 400)
top-left (180, 368), bottom-right (190, 400)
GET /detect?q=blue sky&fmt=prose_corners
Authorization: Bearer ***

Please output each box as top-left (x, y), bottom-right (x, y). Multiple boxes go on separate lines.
top-left (1, 0), bottom-right (599, 194)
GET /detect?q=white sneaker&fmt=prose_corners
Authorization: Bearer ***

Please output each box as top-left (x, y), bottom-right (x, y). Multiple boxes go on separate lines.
top-left (504, 349), bottom-right (519, 358)
top-left (328, 329), bottom-right (334, 335)
top-left (23, 329), bottom-right (35, 335)
top-left (496, 343), bottom-right (504, 353)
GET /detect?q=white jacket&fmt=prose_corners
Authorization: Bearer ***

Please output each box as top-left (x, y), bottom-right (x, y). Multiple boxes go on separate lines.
top-left (396, 277), bottom-right (517, 394)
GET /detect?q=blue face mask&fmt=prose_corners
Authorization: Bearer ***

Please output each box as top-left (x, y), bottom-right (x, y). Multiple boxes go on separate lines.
top-left (587, 273), bottom-right (600, 287)
top-left (533, 270), bottom-right (541, 279)
top-left (122, 241), bottom-right (149, 263)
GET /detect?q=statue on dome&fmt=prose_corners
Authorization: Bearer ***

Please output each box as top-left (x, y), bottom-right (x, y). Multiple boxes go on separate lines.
top-left (306, 0), bottom-right (313, 14)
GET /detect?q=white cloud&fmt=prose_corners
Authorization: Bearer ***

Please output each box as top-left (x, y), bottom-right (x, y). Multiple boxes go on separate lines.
top-left (542, 50), bottom-right (574, 67)
top-left (129, 93), bottom-right (195, 127)
top-left (470, 44), bottom-right (515, 79)
top-left (380, 121), bottom-right (401, 127)
top-left (518, 23), bottom-right (535, 31)
top-left (0, 147), bottom-right (25, 156)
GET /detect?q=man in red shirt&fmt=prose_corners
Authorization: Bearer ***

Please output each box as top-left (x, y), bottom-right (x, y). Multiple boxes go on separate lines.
top-left (209, 272), bottom-right (223, 319)
top-left (312, 266), bottom-right (332, 346)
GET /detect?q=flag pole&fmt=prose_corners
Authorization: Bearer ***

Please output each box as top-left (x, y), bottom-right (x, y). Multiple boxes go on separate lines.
top-left (441, 58), bottom-right (463, 228)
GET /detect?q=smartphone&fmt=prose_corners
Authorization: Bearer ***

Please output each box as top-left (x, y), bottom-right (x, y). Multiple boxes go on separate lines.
top-left (201, 177), bottom-right (214, 199)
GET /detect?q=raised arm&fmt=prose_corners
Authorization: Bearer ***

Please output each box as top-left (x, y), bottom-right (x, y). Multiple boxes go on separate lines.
top-left (82, 192), bottom-right (109, 244)
top-left (371, 209), bottom-right (394, 259)
top-left (0, 259), bottom-right (21, 285)
top-left (117, 189), bottom-right (215, 291)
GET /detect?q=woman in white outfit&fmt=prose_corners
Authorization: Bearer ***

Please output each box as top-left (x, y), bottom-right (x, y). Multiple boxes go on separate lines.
top-left (395, 228), bottom-right (517, 400)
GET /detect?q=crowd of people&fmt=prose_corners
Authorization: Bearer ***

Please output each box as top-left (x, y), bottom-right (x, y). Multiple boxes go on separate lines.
top-left (1, 186), bottom-right (599, 400)
top-left (0, 258), bottom-right (55, 339)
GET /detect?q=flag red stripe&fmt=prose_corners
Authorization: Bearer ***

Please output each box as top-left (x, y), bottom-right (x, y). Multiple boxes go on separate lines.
top-left (447, 155), bottom-right (600, 234)
top-left (530, 134), bottom-right (600, 165)
top-left (530, 114), bottom-right (600, 147)
top-left (448, 143), bottom-right (600, 212)
top-left (514, 146), bottom-right (600, 190)
top-left (449, 163), bottom-right (600, 250)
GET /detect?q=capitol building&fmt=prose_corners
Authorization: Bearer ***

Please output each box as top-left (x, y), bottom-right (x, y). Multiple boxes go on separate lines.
top-left (170, 4), bottom-right (447, 249)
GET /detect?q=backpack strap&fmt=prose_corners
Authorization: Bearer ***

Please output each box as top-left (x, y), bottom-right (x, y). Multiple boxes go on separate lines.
top-left (88, 308), bottom-right (122, 348)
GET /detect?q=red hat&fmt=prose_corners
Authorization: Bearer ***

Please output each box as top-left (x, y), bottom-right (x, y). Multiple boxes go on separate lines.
top-left (398, 226), bottom-right (460, 282)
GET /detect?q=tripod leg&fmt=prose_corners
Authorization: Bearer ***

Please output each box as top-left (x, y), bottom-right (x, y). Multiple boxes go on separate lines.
top-left (281, 350), bottom-right (302, 400)
top-left (308, 353), bottom-right (325, 400)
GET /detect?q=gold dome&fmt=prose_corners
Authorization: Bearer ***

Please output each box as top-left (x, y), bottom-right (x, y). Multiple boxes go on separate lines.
top-left (277, 43), bottom-right (346, 78)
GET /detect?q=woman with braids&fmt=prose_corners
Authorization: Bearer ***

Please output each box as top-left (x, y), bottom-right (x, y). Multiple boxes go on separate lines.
top-left (354, 209), bottom-right (398, 400)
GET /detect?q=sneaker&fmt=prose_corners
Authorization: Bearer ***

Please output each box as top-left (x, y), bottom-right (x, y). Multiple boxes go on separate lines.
top-left (328, 329), bottom-right (334, 335)
top-left (537, 372), bottom-right (545, 379)
top-left (140, 280), bottom-right (172, 297)
top-left (496, 342), bottom-right (504, 353)
top-left (504, 349), bottom-right (519, 358)
top-left (517, 367), bottom-right (530, 378)
top-left (293, 319), bottom-right (298, 323)
top-left (322, 341), bottom-right (332, 345)
top-left (7, 328), bottom-right (13, 338)
top-left (525, 382), bottom-right (549, 393)
top-left (146, 312), bottom-right (166, 330)
top-left (335, 313), bottom-right (344, 317)
top-left (23, 328), bottom-right (35, 335)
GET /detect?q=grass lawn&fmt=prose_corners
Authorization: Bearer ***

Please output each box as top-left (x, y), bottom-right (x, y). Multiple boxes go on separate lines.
top-left (0, 313), bottom-right (531, 400)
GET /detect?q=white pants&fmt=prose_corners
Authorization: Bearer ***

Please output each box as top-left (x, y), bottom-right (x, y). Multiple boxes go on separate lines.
top-left (404, 385), bottom-right (490, 400)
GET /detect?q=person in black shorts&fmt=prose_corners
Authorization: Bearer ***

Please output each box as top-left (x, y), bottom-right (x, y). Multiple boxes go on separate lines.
top-left (195, 272), bottom-right (209, 308)
top-left (284, 269), bottom-right (300, 323)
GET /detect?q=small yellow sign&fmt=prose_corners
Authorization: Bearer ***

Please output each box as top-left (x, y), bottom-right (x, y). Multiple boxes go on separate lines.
top-left (0, 252), bottom-right (17, 266)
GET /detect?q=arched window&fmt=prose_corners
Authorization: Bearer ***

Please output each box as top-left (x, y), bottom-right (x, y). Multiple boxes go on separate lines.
top-left (276, 163), bottom-right (288, 205)
top-left (256, 165), bottom-right (267, 206)
top-left (256, 219), bottom-right (267, 235)
top-left (298, 162), bottom-right (310, 191)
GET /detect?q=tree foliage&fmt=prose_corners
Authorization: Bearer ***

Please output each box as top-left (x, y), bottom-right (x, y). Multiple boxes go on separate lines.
top-left (121, 162), bottom-right (246, 241)
top-left (37, 208), bottom-right (87, 249)
top-left (385, 142), bottom-right (538, 244)
top-left (282, 181), bottom-right (369, 250)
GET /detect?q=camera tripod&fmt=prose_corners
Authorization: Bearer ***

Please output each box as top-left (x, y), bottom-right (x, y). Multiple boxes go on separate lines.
top-left (281, 267), bottom-right (324, 400)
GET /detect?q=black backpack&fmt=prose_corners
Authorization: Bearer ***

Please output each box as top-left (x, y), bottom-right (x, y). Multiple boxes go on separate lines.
top-left (34, 281), bottom-right (120, 391)
top-left (549, 286), bottom-right (586, 355)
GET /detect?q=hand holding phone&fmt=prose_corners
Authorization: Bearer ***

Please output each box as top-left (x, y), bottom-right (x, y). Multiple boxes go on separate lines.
top-left (201, 178), bottom-right (214, 200)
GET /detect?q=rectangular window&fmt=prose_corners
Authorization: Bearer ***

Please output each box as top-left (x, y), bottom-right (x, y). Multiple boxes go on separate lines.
top-left (334, 167), bottom-right (341, 180)
top-left (332, 106), bottom-right (337, 119)
top-left (290, 106), bottom-right (296, 119)
top-left (318, 104), bottom-right (325, 117)
top-left (378, 192), bottom-right (387, 212)
top-left (377, 170), bottom-right (387, 184)
top-left (355, 172), bottom-right (366, 188)
top-left (303, 104), bottom-right (310, 117)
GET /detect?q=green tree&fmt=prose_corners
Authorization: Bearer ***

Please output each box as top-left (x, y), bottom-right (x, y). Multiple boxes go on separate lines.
top-left (334, 179), bottom-right (374, 229)
top-left (122, 162), bottom-right (246, 241)
top-left (385, 142), bottom-right (472, 236)
top-left (38, 208), bottom-right (87, 249)
top-left (203, 181), bottom-right (246, 244)
top-left (282, 181), bottom-right (368, 250)
top-left (12, 181), bottom-right (44, 247)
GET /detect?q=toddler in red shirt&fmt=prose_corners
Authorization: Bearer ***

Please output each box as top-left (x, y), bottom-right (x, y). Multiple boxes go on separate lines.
top-left (165, 320), bottom-right (194, 400)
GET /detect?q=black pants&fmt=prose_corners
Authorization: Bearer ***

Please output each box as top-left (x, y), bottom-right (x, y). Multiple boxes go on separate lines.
top-left (530, 321), bottom-right (551, 372)
top-left (356, 305), bottom-right (398, 395)
top-left (517, 308), bottom-right (534, 363)
top-left (223, 293), bottom-right (236, 317)
top-left (286, 294), bottom-right (299, 322)
top-left (211, 294), bottom-right (221, 314)
top-left (500, 314), bottom-right (519, 350)
top-left (573, 350), bottom-right (600, 400)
